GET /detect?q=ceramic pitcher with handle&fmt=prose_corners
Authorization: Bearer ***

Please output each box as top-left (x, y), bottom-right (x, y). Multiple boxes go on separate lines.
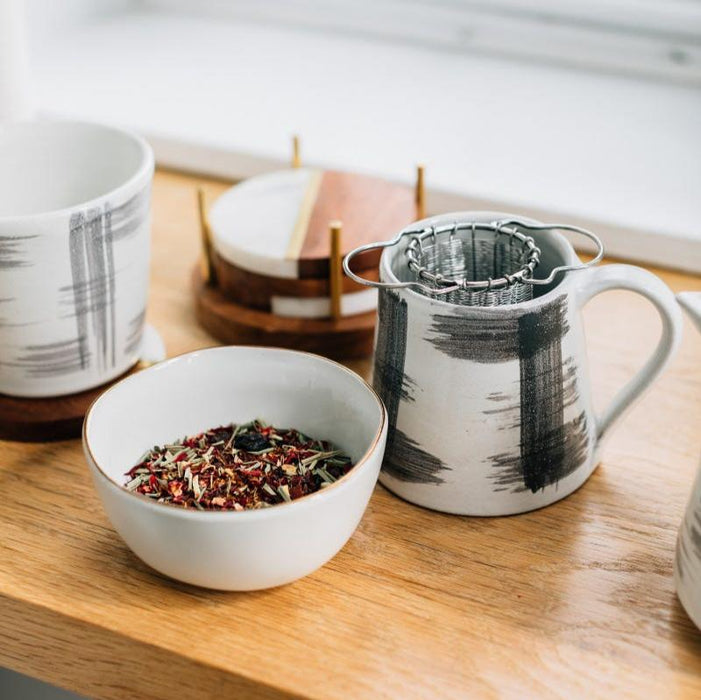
top-left (369, 212), bottom-right (682, 516)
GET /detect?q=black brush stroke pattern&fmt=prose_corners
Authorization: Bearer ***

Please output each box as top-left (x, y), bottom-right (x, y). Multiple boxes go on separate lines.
top-left (124, 309), bottom-right (146, 356)
top-left (373, 289), bottom-right (448, 484)
top-left (428, 315), bottom-right (519, 363)
top-left (104, 203), bottom-right (117, 367)
top-left (0, 297), bottom-right (15, 327)
top-left (109, 188), bottom-right (150, 242)
top-left (3, 337), bottom-right (89, 377)
top-left (518, 301), bottom-right (585, 492)
top-left (484, 358), bottom-right (580, 433)
top-left (373, 289), bottom-right (412, 424)
top-left (677, 536), bottom-right (691, 582)
top-left (62, 189), bottom-right (148, 376)
top-left (2, 190), bottom-right (147, 382)
top-left (490, 412), bottom-right (589, 493)
top-left (427, 295), bottom-right (589, 493)
top-left (0, 234), bottom-right (36, 269)
top-left (383, 429), bottom-right (448, 485)
top-left (85, 207), bottom-right (109, 370)
top-left (691, 509), bottom-right (701, 560)
top-left (69, 212), bottom-right (90, 369)
top-left (678, 504), bottom-right (701, 582)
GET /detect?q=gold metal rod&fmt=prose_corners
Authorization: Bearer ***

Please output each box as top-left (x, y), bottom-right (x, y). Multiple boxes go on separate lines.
top-left (197, 187), bottom-right (216, 286)
top-left (415, 164), bottom-right (426, 220)
top-left (329, 220), bottom-right (343, 321)
top-left (292, 135), bottom-right (301, 168)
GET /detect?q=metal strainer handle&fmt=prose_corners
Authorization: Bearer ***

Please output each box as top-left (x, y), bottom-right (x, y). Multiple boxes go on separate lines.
top-left (343, 228), bottom-right (462, 297)
top-left (343, 219), bottom-right (604, 296)
top-left (502, 220), bottom-right (604, 286)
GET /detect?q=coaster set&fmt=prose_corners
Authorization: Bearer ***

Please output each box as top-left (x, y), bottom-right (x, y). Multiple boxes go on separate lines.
top-left (193, 138), bottom-right (425, 359)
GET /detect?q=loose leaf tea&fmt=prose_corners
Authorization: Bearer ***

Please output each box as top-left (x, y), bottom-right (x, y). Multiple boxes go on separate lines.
top-left (124, 420), bottom-right (354, 511)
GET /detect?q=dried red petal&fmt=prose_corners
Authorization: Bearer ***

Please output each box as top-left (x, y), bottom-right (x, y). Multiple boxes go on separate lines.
top-left (124, 420), bottom-right (354, 511)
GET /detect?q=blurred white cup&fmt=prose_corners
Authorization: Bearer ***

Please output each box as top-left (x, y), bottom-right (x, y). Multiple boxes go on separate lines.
top-left (0, 120), bottom-right (154, 397)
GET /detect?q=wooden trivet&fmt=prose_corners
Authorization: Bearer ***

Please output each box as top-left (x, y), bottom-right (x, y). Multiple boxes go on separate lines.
top-left (193, 267), bottom-right (376, 359)
top-left (212, 249), bottom-right (380, 311)
top-left (0, 367), bottom-right (134, 442)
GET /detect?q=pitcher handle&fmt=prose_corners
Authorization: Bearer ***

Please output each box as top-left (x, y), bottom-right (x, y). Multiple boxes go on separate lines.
top-left (574, 264), bottom-right (683, 444)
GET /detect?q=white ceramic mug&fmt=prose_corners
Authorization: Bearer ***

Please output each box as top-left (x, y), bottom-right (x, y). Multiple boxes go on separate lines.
top-left (370, 212), bottom-right (682, 516)
top-left (675, 292), bottom-right (701, 630)
top-left (0, 120), bottom-right (154, 397)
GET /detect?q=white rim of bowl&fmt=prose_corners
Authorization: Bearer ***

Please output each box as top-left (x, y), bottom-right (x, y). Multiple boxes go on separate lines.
top-left (0, 120), bottom-right (154, 225)
top-left (83, 345), bottom-right (387, 520)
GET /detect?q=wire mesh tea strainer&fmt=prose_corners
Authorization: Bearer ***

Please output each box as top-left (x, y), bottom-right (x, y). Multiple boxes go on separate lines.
top-left (343, 218), bottom-right (604, 306)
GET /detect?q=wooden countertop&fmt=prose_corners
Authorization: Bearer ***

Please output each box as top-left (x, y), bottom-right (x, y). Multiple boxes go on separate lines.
top-left (1, 170), bottom-right (700, 699)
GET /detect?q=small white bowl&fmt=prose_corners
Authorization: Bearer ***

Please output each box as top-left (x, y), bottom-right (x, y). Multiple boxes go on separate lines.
top-left (83, 346), bottom-right (387, 590)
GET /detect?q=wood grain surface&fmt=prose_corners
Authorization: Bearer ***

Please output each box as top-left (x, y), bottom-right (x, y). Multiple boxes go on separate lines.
top-left (298, 170), bottom-right (416, 278)
top-left (0, 170), bottom-right (700, 699)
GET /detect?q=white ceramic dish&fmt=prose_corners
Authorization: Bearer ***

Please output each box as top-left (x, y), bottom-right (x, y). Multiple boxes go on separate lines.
top-left (83, 346), bottom-right (387, 590)
top-left (0, 120), bottom-right (154, 398)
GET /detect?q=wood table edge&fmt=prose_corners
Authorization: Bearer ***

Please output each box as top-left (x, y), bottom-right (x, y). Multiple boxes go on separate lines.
top-left (0, 593), bottom-right (303, 700)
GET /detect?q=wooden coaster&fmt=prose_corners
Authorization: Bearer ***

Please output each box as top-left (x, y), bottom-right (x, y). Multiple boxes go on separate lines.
top-left (209, 168), bottom-right (416, 280)
top-left (212, 249), bottom-right (380, 311)
top-left (0, 366), bottom-right (136, 442)
top-left (193, 268), bottom-right (376, 359)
